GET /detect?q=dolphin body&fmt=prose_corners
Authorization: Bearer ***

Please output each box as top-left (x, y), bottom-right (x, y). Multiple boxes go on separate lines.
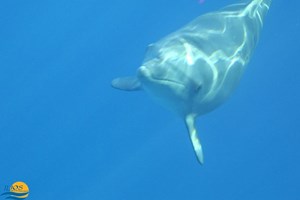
top-left (111, 0), bottom-right (271, 164)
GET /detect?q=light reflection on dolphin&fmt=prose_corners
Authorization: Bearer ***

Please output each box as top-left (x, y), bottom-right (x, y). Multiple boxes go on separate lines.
top-left (112, 0), bottom-right (271, 165)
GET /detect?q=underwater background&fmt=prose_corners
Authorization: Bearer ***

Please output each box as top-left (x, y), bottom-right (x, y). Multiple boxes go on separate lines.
top-left (0, 0), bottom-right (299, 199)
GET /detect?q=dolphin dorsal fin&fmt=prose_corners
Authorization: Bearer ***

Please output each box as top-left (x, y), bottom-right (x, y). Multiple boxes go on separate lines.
top-left (111, 76), bottom-right (142, 91)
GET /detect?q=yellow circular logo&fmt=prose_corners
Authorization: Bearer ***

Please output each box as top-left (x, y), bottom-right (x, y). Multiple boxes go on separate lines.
top-left (9, 181), bottom-right (29, 199)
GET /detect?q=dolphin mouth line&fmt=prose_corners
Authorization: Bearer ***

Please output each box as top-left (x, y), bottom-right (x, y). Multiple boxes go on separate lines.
top-left (138, 66), bottom-right (185, 88)
top-left (150, 76), bottom-right (186, 88)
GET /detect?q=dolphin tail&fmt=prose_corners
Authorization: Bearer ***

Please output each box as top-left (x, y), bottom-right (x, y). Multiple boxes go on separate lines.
top-left (248, 0), bottom-right (271, 21)
top-left (185, 114), bottom-right (204, 165)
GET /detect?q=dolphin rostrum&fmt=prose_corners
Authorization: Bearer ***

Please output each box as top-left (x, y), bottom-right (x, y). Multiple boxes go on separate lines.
top-left (111, 0), bottom-right (271, 164)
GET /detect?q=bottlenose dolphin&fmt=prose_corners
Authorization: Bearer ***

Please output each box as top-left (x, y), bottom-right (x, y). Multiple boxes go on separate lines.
top-left (111, 0), bottom-right (271, 164)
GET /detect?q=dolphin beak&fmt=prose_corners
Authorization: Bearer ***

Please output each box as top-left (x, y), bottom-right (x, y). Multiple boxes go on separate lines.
top-left (137, 66), bottom-right (151, 79)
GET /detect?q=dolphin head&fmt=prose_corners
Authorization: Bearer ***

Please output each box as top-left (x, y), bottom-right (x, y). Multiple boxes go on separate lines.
top-left (136, 41), bottom-right (210, 117)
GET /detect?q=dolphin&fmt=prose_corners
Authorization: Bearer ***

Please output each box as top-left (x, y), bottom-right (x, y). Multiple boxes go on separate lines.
top-left (111, 0), bottom-right (271, 165)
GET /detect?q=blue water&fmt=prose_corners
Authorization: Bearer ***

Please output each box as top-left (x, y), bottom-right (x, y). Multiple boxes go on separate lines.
top-left (0, 0), bottom-right (299, 199)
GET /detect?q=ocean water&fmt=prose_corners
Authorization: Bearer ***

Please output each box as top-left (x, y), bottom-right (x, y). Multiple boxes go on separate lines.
top-left (0, 0), bottom-right (299, 199)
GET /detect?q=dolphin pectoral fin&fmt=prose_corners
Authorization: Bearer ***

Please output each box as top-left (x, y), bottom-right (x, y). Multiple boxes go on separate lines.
top-left (111, 76), bottom-right (142, 91)
top-left (185, 115), bottom-right (204, 165)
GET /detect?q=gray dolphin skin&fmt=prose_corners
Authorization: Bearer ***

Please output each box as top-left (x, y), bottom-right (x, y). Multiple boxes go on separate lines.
top-left (111, 0), bottom-right (271, 165)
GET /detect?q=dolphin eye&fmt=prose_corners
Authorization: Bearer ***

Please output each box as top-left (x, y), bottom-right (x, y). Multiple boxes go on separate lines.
top-left (195, 84), bottom-right (202, 93)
